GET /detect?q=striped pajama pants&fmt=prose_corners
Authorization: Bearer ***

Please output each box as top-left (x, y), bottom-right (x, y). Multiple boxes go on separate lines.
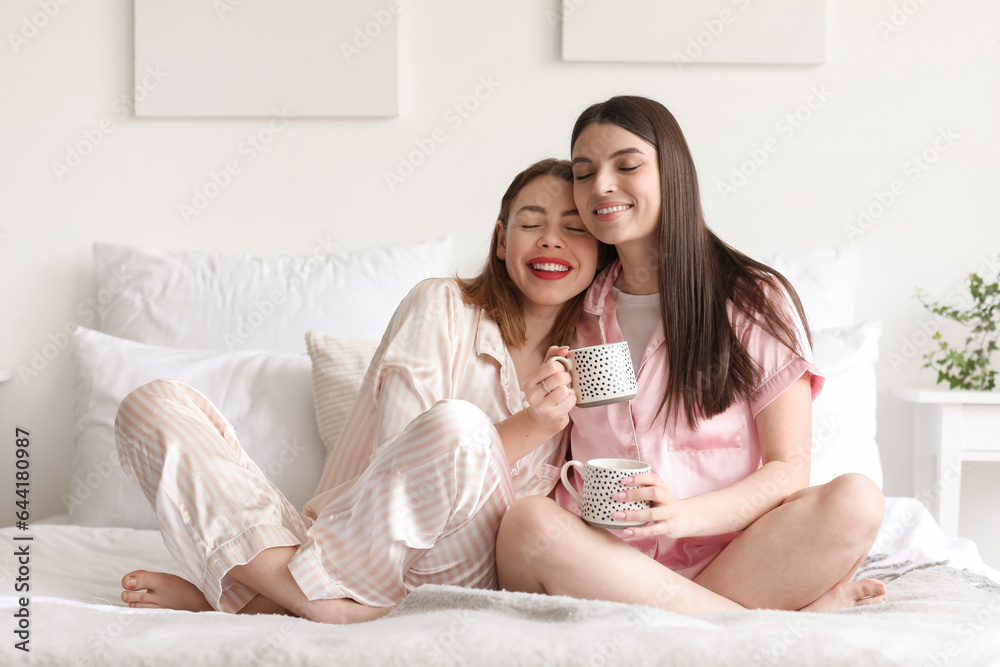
top-left (115, 378), bottom-right (516, 612)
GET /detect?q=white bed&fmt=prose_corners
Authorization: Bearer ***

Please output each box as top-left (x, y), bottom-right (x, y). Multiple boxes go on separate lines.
top-left (3, 498), bottom-right (999, 666)
top-left (5, 240), bottom-right (1000, 666)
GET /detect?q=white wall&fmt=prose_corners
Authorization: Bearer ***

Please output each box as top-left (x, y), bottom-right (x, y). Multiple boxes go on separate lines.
top-left (1, 0), bottom-right (998, 566)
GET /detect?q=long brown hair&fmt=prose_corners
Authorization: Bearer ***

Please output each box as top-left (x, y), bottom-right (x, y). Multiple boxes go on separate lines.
top-left (458, 158), bottom-right (611, 349)
top-left (571, 96), bottom-right (811, 428)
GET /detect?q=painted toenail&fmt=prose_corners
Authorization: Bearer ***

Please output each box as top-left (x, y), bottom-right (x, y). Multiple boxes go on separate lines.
top-left (126, 576), bottom-right (136, 588)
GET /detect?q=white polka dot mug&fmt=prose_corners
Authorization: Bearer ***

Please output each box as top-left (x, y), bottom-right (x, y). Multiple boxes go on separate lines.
top-left (548, 341), bottom-right (637, 408)
top-left (560, 458), bottom-right (651, 529)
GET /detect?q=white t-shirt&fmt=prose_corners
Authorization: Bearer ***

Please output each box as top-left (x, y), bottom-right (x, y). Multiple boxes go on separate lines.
top-left (612, 286), bottom-right (661, 373)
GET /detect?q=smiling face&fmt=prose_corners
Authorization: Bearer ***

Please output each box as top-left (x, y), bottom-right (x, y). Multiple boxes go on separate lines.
top-left (496, 175), bottom-right (599, 316)
top-left (571, 123), bottom-right (662, 251)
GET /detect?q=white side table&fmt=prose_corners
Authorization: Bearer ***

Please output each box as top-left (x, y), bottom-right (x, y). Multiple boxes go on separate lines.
top-left (894, 387), bottom-right (1000, 535)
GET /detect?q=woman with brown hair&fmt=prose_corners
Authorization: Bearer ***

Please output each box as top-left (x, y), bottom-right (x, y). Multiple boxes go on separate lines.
top-left (115, 158), bottom-right (607, 623)
top-left (497, 97), bottom-right (887, 614)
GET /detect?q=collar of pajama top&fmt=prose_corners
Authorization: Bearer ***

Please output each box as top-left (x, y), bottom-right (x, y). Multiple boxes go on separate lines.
top-left (559, 261), bottom-right (823, 569)
top-left (473, 306), bottom-right (524, 416)
top-left (472, 296), bottom-right (566, 489)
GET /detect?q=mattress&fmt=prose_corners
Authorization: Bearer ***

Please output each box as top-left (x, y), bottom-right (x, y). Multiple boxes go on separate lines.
top-left (2, 497), bottom-right (999, 666)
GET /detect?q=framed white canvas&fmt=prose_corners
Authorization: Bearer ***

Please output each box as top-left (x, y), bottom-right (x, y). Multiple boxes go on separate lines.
top-left (562, 0), bottom-right (825, 65)
top-left (134, 0), bottom-right (399, 117)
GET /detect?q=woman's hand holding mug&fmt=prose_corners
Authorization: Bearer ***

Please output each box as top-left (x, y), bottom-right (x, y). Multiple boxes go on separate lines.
top-left (546, 342), bottom-right (637, 408)
top-left (523, 346), bottom-right (577, 436)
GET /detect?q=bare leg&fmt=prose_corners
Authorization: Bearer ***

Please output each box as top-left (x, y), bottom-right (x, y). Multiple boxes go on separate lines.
top-left (693, 473), bottom-right (887, 611)
top-left (115, 380), bottom-right (314, 614)
top-left (121, 547), bottom-right (394, 624)
top-left (225, 546), bottom-right (394, 624)
top-left (496, 496), bottom-right (743, 614)
top-left (121, 571), bottom-right (292, 614)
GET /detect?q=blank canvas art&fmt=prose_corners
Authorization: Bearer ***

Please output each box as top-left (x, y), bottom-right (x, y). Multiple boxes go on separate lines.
top-left (134, 0), bottom-right (398, 117)
top-left (562, 0), bottom-right (825, 65)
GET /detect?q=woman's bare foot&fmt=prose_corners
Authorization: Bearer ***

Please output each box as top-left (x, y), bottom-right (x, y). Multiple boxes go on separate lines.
top-left (800, 578), bottom-right (887, 612)
top-left (121, 566), bottom-right (393, 623)
top-left (121, 570), bottom-right (214, 611)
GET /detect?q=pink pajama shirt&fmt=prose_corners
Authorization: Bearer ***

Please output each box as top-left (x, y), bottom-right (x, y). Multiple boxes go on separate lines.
top-left (116, 279), bottom-right (565, 611)
top-left (559, 261), bottom-right (824, 579)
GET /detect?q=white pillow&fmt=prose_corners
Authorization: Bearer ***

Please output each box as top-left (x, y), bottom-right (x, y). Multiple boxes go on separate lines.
top-left (760, 246), bottom-right (858, 332)
top-left (809, 320), bottom-right (884, 489)
top-left (67, 326), bottom-right (326, 528)
top-left (305, 331), bottom-right (380, 455)
top-left (94, 237), bottom-right (452, 353)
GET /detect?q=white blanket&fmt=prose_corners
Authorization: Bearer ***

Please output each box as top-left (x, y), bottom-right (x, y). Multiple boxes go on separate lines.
top-left (2, 498), bottom-right (999, 666)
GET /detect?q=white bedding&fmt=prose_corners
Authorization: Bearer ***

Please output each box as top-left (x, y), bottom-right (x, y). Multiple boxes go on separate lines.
top-left (2, 497), bottom-right (999, 666)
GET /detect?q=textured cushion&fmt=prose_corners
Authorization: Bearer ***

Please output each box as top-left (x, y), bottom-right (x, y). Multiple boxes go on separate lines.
top-left (67, 326), bottom-right (325, 528)
top-left (306, 331), bottom-right (380, 454)
top-left (94, 237), bottom-right (452, 353)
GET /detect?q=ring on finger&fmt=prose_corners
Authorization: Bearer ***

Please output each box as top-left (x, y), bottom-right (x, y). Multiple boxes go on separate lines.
top-left (541, 379), bottom-right (551, 395)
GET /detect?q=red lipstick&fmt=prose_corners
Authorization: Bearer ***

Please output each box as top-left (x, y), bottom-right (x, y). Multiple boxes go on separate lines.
top-left (527, 257), bottom-right (572, 281)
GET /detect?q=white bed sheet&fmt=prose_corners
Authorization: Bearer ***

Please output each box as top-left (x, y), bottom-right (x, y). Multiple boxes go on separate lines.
top-left (2, 497), bottom-right (999, 666)
top-left (9, 496), bottom-right (997, 610)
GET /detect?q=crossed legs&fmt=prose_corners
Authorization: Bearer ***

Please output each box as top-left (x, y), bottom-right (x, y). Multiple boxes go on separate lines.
top-left (115, 380), bottom-right (513, 623)
top-left (693, 472), bottom-right (886, 611)
top-left (496, 473), bottom-right (886, 613)
top-left (115, 378), bottom-right (378, 621)
top-left (121, 547), bottom-right (391, 624)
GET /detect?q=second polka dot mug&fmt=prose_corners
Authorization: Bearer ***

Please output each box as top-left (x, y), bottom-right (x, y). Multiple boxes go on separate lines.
top-left (548, 341), bottom-right (637, 408)
top-left (560, 458), bottom-right (651, 529)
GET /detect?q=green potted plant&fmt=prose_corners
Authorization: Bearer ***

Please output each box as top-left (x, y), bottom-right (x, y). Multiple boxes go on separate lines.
top-left (917, 262), bottom-right (1000, 391)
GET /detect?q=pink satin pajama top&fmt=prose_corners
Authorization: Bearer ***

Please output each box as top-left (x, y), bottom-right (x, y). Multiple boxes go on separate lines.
top-left (557, 261), bottom-right (824, 579)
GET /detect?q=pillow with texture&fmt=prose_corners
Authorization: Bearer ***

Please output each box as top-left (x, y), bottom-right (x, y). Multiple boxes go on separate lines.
top-left (809, 320), bottom-right (884, 489)
top-left (760, 246), bottom-right (858, 332)
top-left (94, 237), bottom-right (452, 354)
top-left (68, 326), bottom-right (325, 528)
top-left (306, 330), bottom-right (380, 455)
